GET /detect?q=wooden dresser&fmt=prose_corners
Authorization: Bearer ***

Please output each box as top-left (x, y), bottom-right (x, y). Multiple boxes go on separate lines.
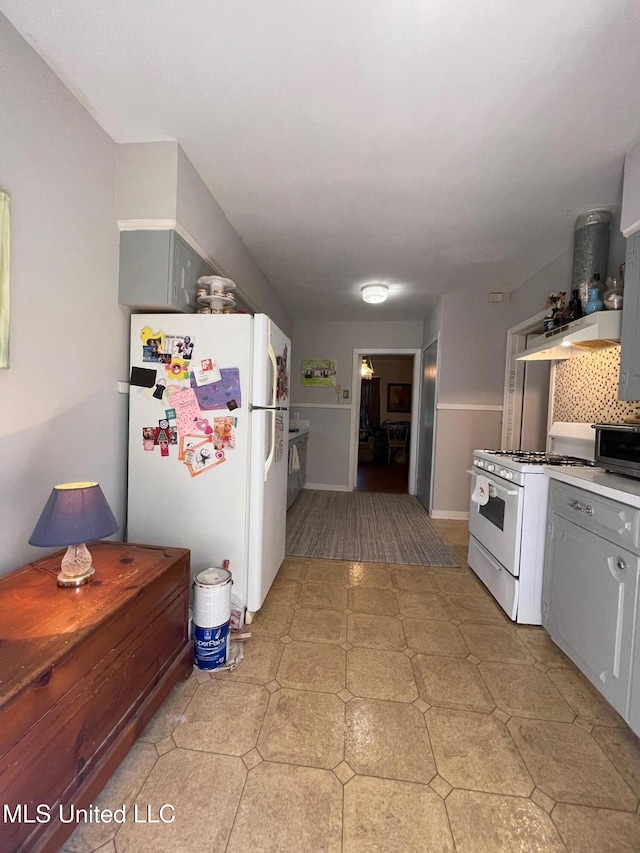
top-left (0, 541), bottom-right (192, 853)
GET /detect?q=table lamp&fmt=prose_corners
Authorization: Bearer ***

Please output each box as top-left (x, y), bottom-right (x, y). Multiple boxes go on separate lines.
top-left (29, 482), bottom-right (119, 587)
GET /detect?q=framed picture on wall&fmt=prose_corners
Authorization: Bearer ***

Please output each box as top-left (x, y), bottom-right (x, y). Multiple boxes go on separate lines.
top-left (387, 383), bottom-right (411, 413)
top-left (302, 358), bottom-right (337, 387)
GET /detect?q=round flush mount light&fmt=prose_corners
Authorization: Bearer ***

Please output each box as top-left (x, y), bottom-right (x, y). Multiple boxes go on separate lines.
top-left (362, 283), bottom-right (389, 304)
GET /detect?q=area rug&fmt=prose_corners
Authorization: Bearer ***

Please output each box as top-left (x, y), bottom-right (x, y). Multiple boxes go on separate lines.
top-left (286, 490), bottom-right (460, 567)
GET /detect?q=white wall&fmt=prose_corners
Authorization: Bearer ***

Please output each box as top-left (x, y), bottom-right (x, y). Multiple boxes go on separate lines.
top-left (176, 147), bottom-right (292, 338)
top-left (292, 320), bottom-right (423, 488)
top-left (116, 142), bottom-right (178, 221)
top-left (0, 13), bottom-right (129, 574)
top-left (422, 301), bottom-right (442, 347)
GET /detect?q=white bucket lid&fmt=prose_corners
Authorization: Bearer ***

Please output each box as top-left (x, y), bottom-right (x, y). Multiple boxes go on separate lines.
top-left (194, 567), bottom-right (232, 586)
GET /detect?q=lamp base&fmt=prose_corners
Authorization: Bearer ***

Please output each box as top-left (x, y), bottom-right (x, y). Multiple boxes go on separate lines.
top-left (57, 566), bottom-right (95, 587)
top-left (57, 542), bottom-right (95, 588)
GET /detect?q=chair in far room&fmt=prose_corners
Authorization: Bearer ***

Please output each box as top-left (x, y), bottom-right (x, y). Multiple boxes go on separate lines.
top-left (385, 422), bottom-right (409, 463)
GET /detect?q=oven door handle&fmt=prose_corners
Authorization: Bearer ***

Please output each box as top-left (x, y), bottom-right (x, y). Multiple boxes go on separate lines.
top-left (466, 470), bottom-right (519, 496)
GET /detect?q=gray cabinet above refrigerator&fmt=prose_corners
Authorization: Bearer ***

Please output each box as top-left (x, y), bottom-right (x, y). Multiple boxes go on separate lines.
top-left (118, 229), bottom-right (214, 312)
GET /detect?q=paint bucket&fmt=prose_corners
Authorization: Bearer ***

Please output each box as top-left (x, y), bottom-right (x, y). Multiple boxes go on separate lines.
top-left (193, 567), bottom-right (232, 670)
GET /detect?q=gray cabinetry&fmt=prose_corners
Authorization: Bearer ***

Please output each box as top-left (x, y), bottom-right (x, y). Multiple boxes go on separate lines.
top-left (618, 231), bottom-right (640, 400)
top-left (621, 140), bottom-right (640, 236)
top-left (543, 481), bottom-right (640, 719)
top-left (287, 434), bottom-right (308, 509)
top-left (119, 229), bottom-right (214, 311)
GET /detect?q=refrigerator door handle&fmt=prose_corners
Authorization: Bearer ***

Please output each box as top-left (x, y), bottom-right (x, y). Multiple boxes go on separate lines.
top-left (264, 319), bottom-right (279, 481)
top-left (264, 408), bottom-right (276, 481)
top-left (250, 405), bottom-right (288, 411)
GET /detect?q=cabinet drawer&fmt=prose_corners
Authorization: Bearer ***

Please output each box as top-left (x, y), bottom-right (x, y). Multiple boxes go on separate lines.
top-left (549, 481), bottom-right (640, 551)
top-left (467, 537), bottom-right (518, 621)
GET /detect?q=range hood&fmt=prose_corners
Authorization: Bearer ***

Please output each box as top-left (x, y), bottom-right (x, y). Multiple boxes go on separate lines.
top-left (516, 310), bottom-right (622, 361)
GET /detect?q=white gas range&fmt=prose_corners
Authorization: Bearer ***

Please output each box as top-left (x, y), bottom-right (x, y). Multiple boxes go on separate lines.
top-left (467, 422), bottom-right (596, 624)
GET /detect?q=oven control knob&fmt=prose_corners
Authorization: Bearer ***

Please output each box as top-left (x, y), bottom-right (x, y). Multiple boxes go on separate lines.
top-left (499, 468), bottom-right (507, 478)
top-left (506, 471), bottom-right (514, 480)
top-left (487, 464), bottom-right (495, 472)
top-left (475, 460), bottom-right (484, 468)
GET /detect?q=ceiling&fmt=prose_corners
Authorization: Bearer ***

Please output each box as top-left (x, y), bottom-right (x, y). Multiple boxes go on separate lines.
top-left (3, 1), bottom-right (640, 321)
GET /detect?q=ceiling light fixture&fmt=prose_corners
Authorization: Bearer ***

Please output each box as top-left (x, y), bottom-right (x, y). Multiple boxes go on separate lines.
top-left (362, 284), bottom-right (388, 304)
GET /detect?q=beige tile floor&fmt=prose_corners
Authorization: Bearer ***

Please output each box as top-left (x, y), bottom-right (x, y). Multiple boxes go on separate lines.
top-left (62, 521), bottom-right (640, 852)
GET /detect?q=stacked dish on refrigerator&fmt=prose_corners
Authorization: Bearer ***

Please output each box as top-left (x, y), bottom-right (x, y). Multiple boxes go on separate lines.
top-left (196, 275), bottom-right (237, 314)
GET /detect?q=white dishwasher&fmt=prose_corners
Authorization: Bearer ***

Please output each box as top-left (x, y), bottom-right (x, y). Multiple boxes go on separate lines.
top-left (543, 478), bottom-right (640, 723)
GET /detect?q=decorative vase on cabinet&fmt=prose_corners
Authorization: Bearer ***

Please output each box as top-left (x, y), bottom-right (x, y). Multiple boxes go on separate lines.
top-left (584, 287), bottom-right (604, 314)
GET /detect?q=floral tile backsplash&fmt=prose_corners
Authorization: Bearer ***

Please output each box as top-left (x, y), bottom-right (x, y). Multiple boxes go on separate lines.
top-left (552, 346), bottom-right (640, 423)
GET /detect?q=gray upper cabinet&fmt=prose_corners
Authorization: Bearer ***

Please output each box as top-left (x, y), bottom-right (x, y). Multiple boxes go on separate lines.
top-left (618, 231), bottom-right (640, 400)
top-left (118, 230), bottom-right (214, 312)
top-left (621, 140), bottom-right (640, 238)
top-left (618, 139), bottom-right (640, 401)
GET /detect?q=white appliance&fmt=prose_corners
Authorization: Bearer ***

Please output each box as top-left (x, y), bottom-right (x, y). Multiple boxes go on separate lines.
top-left (127, 313), bottom-right (290, 618)
top-left (467, 422), bottom-right (595, 624)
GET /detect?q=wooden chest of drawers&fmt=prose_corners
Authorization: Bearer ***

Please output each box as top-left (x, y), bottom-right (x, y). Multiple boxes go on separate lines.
top-left (0, 541), bottom-right (192, 853)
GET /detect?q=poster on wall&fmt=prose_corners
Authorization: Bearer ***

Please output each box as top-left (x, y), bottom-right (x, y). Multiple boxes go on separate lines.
top-left (0, 191), bottom-right (10, 369)
top-left (302, 358), bottom-right (337, 387)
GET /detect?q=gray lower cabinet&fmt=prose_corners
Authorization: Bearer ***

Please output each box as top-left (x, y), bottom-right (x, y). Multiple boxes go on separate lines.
top-left (543, 481), bottom-right (640, 722)
top-left (287, 434), bottom-right (308, 509)
top-left (119, 229), bottom-right (214, 311)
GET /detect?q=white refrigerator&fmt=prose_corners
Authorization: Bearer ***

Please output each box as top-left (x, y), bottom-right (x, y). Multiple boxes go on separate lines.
top-left (127, 313), bottom-right (290, 617)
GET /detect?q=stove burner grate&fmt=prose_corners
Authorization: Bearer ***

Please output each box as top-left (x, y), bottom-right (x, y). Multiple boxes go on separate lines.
top-left (481, 450), bottom-right (594, 467)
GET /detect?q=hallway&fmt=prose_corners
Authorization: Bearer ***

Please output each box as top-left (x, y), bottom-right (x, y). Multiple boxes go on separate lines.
top-left (354, 461), bottom-right (409, 493)
top-left (63, 522), bottom-right (640, 852)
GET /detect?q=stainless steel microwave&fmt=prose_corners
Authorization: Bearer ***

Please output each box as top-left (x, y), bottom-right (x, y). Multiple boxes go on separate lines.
top-left (593, 423), bottom-right (640, 479)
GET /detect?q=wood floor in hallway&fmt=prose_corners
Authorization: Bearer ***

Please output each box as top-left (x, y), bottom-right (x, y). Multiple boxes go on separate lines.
top-left (354, 461), bottom-right (409, 493)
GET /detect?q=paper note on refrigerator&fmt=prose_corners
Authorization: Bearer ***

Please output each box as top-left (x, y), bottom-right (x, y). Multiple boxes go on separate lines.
top-left (275, 414), bottom-right (284, 462)
top-left (170, 388), bottom-right (202, 436)
top-left (190, 368), bottom-right (242, 410)
top-left (193, 357), bottom-right (222, 386)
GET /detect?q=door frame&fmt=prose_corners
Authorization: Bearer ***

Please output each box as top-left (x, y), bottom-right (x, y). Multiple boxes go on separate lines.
top-left (501, 310), bottom-right (548, 450)
top-left (417, 333), bottom-right (440, 513)
top-left (348, 348), bottom-right (422, 493)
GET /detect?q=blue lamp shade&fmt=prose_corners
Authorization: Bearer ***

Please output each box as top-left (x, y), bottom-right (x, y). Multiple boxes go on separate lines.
top-left (29, 482), bottom-right (119, 547)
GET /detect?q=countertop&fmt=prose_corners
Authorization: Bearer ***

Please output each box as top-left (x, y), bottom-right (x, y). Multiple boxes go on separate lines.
top-left (545, 466), bottom-right (640, 508)
top-left (288, 427), bottom-right (309, 440)
top-left (288, 418), bottom-right (310, 441)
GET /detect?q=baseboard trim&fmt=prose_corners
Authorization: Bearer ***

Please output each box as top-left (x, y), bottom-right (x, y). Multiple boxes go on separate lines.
top-left (304, 483), bottom-right (351, 492)
top-left (430, 510), bottom-right (470, 520)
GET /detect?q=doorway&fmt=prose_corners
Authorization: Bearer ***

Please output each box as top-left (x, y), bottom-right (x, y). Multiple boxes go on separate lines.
top-left (349, 350), bottom-right (421, 494)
